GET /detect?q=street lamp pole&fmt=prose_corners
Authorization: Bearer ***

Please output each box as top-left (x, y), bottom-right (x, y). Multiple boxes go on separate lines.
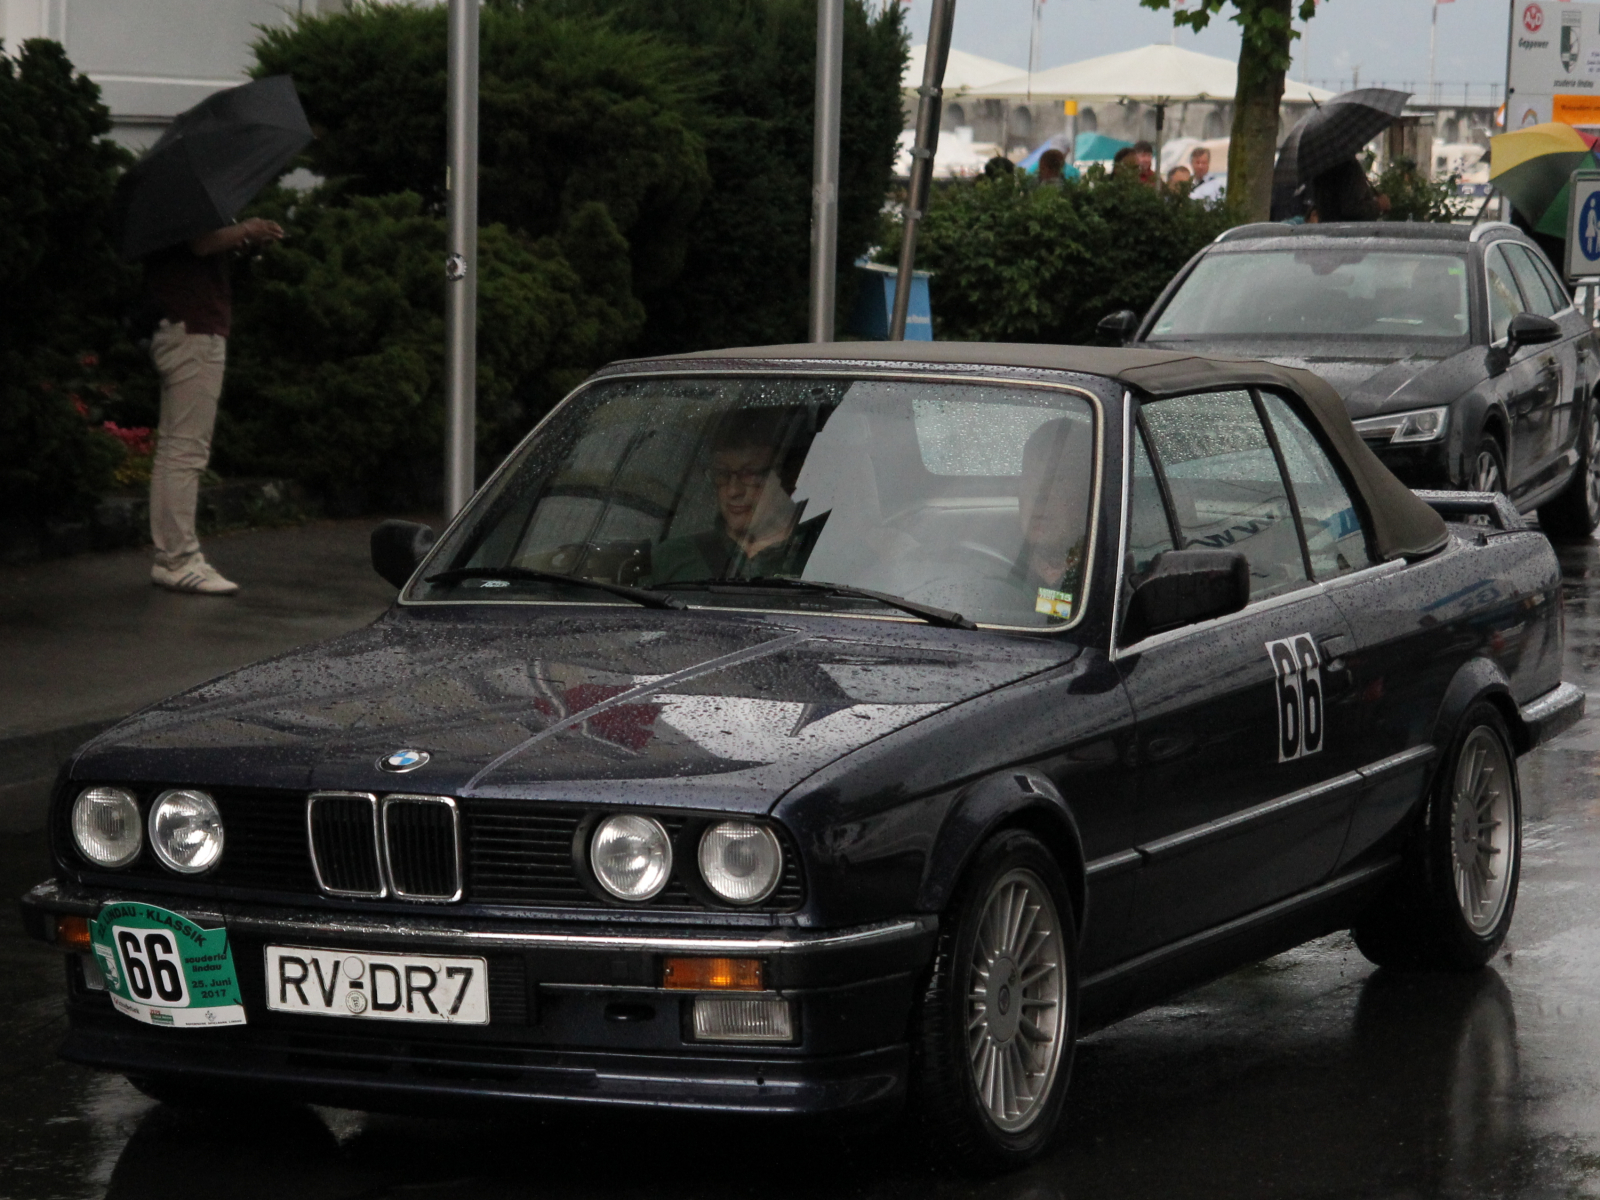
top-left (444, 0), bottom-right (480, 518)
top-left (809, 0), bottom-right (844, 343)
top-left (890, 0), bottom-right (956, 341)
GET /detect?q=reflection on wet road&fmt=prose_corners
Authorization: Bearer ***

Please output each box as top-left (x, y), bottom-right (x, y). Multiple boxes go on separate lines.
top-left (8, 544), bottom-right (1600, 1199)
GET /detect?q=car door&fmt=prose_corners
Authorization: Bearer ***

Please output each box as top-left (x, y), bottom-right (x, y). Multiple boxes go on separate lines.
top-left (1117, 389), bottom-right (1360, 956)
top-left (1507, 243), bottom-right (1590, 489)
top-left (1485, 243), bottom-right (1560, 498)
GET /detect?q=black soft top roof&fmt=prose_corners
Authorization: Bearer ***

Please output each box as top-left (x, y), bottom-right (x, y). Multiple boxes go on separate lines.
top-left (604, 341), bottom-right (1449, 562)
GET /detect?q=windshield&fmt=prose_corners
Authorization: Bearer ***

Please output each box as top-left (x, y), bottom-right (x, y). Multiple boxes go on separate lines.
top-left (412, 374), bottom-right (1101, 629)
top-left (1150, 248), bottom-right (1471, 342)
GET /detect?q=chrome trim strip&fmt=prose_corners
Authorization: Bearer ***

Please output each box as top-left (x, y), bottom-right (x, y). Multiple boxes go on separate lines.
top-left (1085, 848), bottom-right (1142, 879)
top-left (380, 794), bottom-right (464, 903)
top-left (1356, 745), bottom-right (1437, 783)
top-left (1108, 389), bottom-right (1133, 647)
top-left (1138, 770), bottom-right (1364, 862)
top-left (306, 792), bottom-right (385, 900)
top-left (399, 367), bottom-right (1107, 636)
top-left (239, 914), bottom-right (934, 955)
top-left (1081, 860), bottom-right (1396, 991)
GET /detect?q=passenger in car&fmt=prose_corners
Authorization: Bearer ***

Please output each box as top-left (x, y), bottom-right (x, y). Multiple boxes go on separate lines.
top-left (650, 408), bottom-right (827, 583)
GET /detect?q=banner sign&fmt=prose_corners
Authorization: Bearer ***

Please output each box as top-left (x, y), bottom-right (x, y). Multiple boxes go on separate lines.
top-left (1507, 0), bottom-right (1600, 131)
top-left (89, 902), bottom-right (247, 1027)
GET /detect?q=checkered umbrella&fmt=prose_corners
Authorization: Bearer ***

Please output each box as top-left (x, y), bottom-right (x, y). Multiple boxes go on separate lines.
top-left (1273, 88), bottom-right (1411, 189)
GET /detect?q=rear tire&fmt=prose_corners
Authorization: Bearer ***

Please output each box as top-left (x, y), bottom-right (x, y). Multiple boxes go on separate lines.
top-left (1539, 401), bottom-right (1600, 539)
top-left (911, 829), bottom-right (1078, 1174)
top-left (1352, 702), bottom-right (1521, 972)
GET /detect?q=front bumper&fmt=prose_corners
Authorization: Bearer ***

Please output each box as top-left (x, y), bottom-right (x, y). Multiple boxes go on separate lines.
top-left (1365, 437), bottom-right (1455, 490)
top-left (22, 880), bottom-right (936, 1116)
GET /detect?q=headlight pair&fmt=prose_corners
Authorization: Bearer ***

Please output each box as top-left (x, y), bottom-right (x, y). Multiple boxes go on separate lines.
top-left (69, 786), bottom-right (224, 875)
top-left (589, 815), bottom-right (783, 905)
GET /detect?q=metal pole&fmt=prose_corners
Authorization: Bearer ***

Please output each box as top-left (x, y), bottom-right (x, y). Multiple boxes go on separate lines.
top-left (808, 0), bottom-right (844, 343)
top-left (1428, 1), bottom-right (1438, 106)
top-left (444, 0), bottom-right (480, 518)
top-left (890, 0), bottom-right (955, 341)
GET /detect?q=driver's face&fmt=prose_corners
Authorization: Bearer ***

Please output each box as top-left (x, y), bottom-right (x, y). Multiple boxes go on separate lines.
top-left (710, 446), bottom-right (791, 539)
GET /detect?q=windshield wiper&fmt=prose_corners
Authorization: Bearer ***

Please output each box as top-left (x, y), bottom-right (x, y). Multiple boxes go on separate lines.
top-left (655, 576), bottom-right (976, 630)
top-left (423, 567), bottom-right (684, 610)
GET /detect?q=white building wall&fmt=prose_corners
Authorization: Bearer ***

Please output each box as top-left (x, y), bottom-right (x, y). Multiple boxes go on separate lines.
top-left (1, 0), bottom-right (347, 148)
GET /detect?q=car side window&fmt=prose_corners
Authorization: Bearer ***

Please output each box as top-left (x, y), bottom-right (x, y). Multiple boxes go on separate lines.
top-left (1140, 390), bottom-right (1309, 600)
top-left (1532, 252), bottom-right (1574, 312)
top-left (1128, 423), bottom-right (1175, 577)
top-left (1503, 244), bottom-right (1561, 318)
top-left (1485, 246), bottom-right (1525, 342)
top-left (1258, 392), bottom-right (1376, 579)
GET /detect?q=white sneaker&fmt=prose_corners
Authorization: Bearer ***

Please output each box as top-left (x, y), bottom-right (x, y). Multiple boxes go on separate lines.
top-left (152, 558), bottom-right (240, 596)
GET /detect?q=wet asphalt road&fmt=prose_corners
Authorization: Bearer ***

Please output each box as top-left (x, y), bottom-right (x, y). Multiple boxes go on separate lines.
top-left (5, 541), bottom-right (1600, 1199)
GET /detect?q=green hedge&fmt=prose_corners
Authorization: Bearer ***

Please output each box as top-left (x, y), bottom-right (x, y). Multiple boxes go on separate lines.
top-left (0, 40), bottom-right (137, 522)
top-left (218, 191), bottom-right (642, 511)
top-left (882, 172), bottom-right (1234, 344)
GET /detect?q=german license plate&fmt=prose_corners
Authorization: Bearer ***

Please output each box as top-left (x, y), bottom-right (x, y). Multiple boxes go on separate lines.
top-left (264, 945), bottom-right (489, 1024)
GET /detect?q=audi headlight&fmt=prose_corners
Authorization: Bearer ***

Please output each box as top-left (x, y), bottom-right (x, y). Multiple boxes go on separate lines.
top-left (590, 814), bottom-right (672, 900)
top-left (70, 786), bottom-right (142, 868)
top-left (699, 821), bottom-right (782, 904)
top-left (148, 789), bottom-right (225, 874)
top-left (1352, 406), bottom-right (1449, 445)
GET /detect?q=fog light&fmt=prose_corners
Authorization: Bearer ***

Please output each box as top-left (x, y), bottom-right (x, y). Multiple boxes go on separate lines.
top-left (691, 995), bottom-right (794, 1042)
top-left (148, 789), bottom-right (225, 874)
top-left (663, 957), bottom-right (763, 991)
top-left (71, 786), bottom-right (142, 868)
top-left (56, 915), bottom-right (91, 952)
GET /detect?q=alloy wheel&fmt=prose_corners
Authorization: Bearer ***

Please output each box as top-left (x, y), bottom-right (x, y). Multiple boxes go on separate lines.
top-left (1585, 410), bottom-right (1600, 519)
top-left (1473, 447), bottom-right (1503, 494)
top-left (1449, 727), bottom-right (1515, 935)
top-left (964, 867), bottom-right (1067, 1132)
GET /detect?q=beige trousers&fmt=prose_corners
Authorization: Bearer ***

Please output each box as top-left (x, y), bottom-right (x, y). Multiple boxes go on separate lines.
top-left (149, 320), bottom-right (227, 570)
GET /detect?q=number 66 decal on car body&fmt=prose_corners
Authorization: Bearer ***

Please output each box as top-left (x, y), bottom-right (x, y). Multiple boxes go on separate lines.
top-left (1267, 634), bottom-right (1323, 762)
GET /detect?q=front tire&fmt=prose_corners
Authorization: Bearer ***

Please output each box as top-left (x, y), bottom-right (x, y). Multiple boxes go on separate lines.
top-left (911, 829), bottom-right (1078, 1174)
top-left (1352, 702), bottom-right (1521, 972)
top-left (1538, 401), bottom-right (1600, 538)
top-left (1470, 433), bottom-right (1507, 496)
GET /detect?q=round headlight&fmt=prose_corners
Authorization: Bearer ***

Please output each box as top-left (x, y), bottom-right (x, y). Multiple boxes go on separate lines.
top-left (148, 789), bottom-right (225, 875)
top-left (698, 821), bottom-right (783, 904)
top-left (70, 787), bottom-right (142, 868)
top-left (589, 814), bottom-right (673, 901)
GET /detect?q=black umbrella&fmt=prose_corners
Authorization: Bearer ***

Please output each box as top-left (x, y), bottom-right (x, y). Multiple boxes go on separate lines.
top-left (1273, 87), bottom-right (1411, 189)
top-left (113, 75), bottom-right (312, 261)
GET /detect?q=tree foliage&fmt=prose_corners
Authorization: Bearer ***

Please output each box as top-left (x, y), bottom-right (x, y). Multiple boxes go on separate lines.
top-left (254, 0), bottom-right (907, 353)
top-left (1141, 0), bottom-right (1320, 222)
top-left (881, 173), bottom-right (1232, 344)
top-left (0, 40), bottom-right (135, 522)
top-left (218, 190), bottom-right (642, 511)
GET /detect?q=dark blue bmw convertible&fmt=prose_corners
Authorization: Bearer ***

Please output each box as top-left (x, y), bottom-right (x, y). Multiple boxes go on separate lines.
top-left (23, 343), bottom-right (1583, 1172)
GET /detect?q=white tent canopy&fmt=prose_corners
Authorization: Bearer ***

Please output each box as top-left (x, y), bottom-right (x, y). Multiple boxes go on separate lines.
top-left (903, 45), bottom-right (1025, 94)
top-left (967, 43), bottom-right (1333, 104)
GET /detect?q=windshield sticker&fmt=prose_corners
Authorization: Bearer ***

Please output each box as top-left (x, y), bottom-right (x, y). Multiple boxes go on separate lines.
top-left (1035, 587), bottom-right (1074, 618)
top-left (89, 902), bottom-right (246, 1028)
top-left (1267, 634), bottom-right (1324, 762)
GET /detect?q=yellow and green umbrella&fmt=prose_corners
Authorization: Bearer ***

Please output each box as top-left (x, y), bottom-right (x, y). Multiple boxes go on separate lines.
top-left (1489, 122), bottom-right (1600, 238)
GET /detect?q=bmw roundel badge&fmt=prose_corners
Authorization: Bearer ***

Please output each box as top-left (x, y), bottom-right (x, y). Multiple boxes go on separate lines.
top-left (379, 748), bottom-right (430, 773)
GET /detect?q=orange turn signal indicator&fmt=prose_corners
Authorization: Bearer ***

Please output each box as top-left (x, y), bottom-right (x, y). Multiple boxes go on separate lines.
top-left (57, 915), bottom-right (92, 952)
top-left (662, 957), bottom-right (764, 991)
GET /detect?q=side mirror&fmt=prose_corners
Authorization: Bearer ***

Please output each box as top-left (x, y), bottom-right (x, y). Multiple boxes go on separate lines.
top-left (1124, 549), bottom-right (1249, 643)
top-left (1506, 312), bottom-right (1561, 353)
top-left (371, 520), bottom-right (437, 590)
top-left (1097, 309), bottom-right (1140, 343)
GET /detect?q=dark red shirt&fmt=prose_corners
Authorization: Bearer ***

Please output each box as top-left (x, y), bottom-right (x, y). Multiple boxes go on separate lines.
top-left (144, 245), bottom-right (232, 337)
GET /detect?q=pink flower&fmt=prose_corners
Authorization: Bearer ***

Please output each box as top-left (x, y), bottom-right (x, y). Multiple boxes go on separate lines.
top-left (79, 352), bottom-right (99, 368)
top-left (69, 394), bottom-right (88, 417)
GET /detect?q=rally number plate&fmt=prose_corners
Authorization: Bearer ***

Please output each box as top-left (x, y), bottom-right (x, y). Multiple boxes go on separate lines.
top-left (264, 945), bottom-right (489, 1025)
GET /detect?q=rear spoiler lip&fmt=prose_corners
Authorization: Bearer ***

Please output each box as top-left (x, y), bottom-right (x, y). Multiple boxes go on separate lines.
top-left (1412, 490), bottom-right (1529, 533)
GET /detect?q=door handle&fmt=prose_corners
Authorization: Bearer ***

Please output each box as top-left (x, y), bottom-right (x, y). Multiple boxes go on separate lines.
top-left (1318, 634), bottom-right (1353, 667)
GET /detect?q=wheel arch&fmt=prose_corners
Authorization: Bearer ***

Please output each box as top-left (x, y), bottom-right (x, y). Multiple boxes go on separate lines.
top-left (1430, 656), bottom-right (1530, 760)
top-left (917, 769), bottom-right (1087, 938)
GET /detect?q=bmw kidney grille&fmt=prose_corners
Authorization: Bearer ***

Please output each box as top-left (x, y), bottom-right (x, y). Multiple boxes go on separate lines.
top-left (306, 791), bottom-right (461, 902)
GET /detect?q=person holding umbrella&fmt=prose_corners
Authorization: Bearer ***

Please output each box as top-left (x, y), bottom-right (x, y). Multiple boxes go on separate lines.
top-left (142, 218), bottom-right (284, 595)
top-left (115, 76), bottom-right (311, 596)
top-left (1274, 88), bottom-right (1408, 224)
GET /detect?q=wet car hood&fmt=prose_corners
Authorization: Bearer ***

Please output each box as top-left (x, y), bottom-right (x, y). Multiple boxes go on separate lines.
top-left (70, 609), bottom-right (1075, 815)
top-left (1140, 337), bottom-right (1488, 420)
